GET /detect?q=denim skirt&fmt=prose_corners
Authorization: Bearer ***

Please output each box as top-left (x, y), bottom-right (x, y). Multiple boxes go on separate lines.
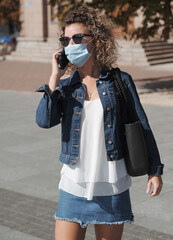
top-left (54, 189), bottom-right (134, 228)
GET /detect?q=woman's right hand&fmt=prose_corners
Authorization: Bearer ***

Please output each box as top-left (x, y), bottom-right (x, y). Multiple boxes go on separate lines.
top-left (49, 49), bottom-right (68, 93)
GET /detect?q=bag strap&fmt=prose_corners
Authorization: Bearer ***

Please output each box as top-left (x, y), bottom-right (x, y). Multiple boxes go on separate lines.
top-left (111, 67), bottom-right (137, 123)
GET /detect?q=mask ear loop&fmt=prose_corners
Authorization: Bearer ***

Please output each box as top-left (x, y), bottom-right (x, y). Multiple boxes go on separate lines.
top-left (87, 38), bottom-right (95, 54)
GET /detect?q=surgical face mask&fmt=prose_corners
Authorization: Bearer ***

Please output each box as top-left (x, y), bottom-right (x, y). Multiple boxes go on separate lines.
top-left (64, 39), bottom-right (94, 67)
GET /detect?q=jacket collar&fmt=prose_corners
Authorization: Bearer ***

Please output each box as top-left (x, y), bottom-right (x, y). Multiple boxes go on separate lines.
top-left (68, 69), bottom-right (81, 86)
top-left (68, 68), bottom-right (111, 86)
top-left (99, 69), bottom-right (111, 79)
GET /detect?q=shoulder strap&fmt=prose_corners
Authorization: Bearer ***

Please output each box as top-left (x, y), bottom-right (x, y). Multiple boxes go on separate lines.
top-left (111, 67), bottom-right (137, 123)
top-left (111, 68), bottom-right (128, 102)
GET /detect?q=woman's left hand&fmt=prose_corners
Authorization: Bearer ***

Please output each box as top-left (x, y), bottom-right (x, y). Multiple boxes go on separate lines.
top-left (146, 176), bottom-right (163, 197)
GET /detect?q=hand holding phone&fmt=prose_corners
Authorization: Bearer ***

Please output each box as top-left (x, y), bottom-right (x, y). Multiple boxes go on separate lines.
top-left (57, 49), bottom-right (69, 70)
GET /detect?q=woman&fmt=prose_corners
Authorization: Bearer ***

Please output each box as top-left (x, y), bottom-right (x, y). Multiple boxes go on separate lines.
top-left (35, 5), bottom-right (164, 240)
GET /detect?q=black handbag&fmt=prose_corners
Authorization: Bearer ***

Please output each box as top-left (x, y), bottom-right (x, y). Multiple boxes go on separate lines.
top-left (112, 68), bottom-right (149, 177)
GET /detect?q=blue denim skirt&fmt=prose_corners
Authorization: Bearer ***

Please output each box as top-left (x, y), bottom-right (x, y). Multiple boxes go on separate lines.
top-left (54, 189), bottom-right (134, 228)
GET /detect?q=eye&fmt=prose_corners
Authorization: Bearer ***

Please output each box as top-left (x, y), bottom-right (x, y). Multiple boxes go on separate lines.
top-left (59, 37), bottom-right (70, 47)
top-left (73, 34), bottom-right (83, 44)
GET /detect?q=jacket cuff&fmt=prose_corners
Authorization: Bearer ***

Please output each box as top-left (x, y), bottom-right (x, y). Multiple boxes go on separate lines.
top-left (148, 164), bottom-right (164, 176)
top-left (35, 84), bottom-right (65, 98)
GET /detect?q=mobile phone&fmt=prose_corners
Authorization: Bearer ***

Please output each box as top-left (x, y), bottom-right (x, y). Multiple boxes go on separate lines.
top-left (58, 49), bottom-right (69, 70)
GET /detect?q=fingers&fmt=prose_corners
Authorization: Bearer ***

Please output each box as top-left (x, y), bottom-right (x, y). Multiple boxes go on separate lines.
top-left (146, 176), bottom-right (163, 197)
top-left (51, 49), bottom-right (67, 77)
top-left (149, 183), bottom-right (161, 197)
top-left (146, 180), bottom-right (152, 194)
top-left (52, 49), bottom-right (63, 63)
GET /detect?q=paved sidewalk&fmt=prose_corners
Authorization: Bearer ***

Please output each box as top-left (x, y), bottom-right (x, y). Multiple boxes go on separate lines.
top-left (0, 60), bottom-right (173, 94)
top-left (1, 187), bottom-right (172, 240)
top-left (0, 60), bottom-right (173, 239)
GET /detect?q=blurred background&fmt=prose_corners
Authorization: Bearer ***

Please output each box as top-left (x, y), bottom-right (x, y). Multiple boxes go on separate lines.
top-left (0, 1), bottom-right (173, 240)
top-left (1, 0), bottom-right (173, 65)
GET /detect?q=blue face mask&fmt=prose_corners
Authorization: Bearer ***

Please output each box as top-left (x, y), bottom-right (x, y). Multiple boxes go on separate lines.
top-left (65, 40), bottom-right (93, 67)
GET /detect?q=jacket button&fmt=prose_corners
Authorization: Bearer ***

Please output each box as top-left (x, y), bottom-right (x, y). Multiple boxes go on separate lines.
top-left (107, 107), bottom-right (110, 111)
top-left (71, 160), bottom-right (76, 162)
top-left (108, 140), bottom-right (112, 144)
top-left (107, 124), bottom-right (111, 128)
top-left (110, 155), bottom-right (114, 158)
top-left (102, 92), bottom-right (106, 95)
top-left (99, 80), bottom-right (103, 84)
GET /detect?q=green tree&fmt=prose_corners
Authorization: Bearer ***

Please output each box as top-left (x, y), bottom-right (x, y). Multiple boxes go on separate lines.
top-left (49, 0), bottom-right (173, 41)
top-left (49, 0), bottom-right (85, 24)
top-left (0, 0), bottom-right (20, 24)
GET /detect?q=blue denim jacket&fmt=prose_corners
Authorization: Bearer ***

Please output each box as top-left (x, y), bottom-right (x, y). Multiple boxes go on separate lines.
top-left (35, 69), bottom-right (164, 176)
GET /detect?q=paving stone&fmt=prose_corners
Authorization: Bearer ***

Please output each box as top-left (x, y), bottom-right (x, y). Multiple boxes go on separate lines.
top-left (0, 60), bottom-right (173, 239)
top-left (0, 225), bottom-right (43, 240)
top-left (0, 188), bottom-right (172, 240)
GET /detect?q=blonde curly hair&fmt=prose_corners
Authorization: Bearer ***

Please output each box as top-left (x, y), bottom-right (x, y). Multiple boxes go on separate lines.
top-left (60, 5), bottom-right (118, 73)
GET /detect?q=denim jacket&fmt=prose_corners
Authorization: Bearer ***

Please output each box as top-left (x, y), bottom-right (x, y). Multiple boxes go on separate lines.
top-left (35, 69), bottom-right (164, 176)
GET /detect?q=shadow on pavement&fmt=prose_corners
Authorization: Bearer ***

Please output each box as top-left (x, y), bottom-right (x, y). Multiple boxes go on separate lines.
top-left (135, 76), bottom-right (173, 92)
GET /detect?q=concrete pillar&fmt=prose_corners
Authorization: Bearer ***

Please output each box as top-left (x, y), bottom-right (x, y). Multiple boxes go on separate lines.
top-left (19, 0), bottom-right (45, 41)
top-left (47, 4), bottom-right (59, 42)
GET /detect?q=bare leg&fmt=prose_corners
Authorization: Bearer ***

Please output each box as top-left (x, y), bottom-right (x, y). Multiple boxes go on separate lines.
top-left (94, 224), bottom-right (124, 240)
top-left (55, 220), bottom-right (87, 240)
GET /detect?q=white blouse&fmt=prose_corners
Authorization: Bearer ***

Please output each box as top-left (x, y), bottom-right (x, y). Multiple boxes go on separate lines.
top-left (59, 98), bottom-right (131, 200)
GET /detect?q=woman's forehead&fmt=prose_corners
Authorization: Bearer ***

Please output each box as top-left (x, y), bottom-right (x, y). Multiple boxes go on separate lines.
top-left (65, 23), bottom-right (89, 35)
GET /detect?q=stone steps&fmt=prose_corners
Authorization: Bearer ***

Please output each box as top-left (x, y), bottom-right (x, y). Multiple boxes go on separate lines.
top-left (6, 54), bottom-right (51, 62)
top-left (141, 40), bottom-right (173, 65)
top-left (145, 45), bottom-right (173, 52)
top-left (147, 57), bottom-right (173, 65)
top-left (6, 38), bottom-right (59, 62)
top-left (8, 38), bottom-right (173, 66)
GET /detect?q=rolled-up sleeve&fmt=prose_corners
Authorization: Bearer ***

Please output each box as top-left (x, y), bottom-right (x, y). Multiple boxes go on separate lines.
top-left (122, 73), bottom-right (164, 176)
top-left (35, 84), bottom-right (64, 128)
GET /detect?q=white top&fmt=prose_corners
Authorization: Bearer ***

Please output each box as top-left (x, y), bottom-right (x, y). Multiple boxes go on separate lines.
top-left (59, 98), bottom-right (131, 200)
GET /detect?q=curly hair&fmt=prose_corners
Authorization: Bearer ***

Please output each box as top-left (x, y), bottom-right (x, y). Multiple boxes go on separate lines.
top-left (60, 5), bottom-right (118, 72)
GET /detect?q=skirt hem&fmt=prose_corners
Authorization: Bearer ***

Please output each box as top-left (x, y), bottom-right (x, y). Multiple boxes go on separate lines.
top-left (54, 214), bottom-right (134, 229)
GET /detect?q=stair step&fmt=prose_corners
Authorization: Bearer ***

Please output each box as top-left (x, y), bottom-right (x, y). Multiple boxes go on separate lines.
top-left (141, 40), bottom-right (173, 65)
top-left (149, 58), bottom-right (173, 65)
top-left (7, 54), bottom-right (51, 62)
top-left (9, 51), bottom-right (51, 62)
top-left (146, 50), bottom-right (173, 56)
top-left (16, 48), bottom-right (56, 54)
top-left (141, 40), bottom-right (166, 44)
top-left (16, 47), bottom-right (58, 53)
top-left (147, 53), bottom-right (173, 59)
top-left (11, 51), bottom-right (52, 58)
top-left (149, 56), bottom-right (173, 62)
top-left (144, 45), bottom-right (173, 52)
top-left (141, 41), bottom-right (167, 47)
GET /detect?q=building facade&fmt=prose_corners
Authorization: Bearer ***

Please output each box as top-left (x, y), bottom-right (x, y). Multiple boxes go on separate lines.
top-left (7, 0), bottom-right (173, 65)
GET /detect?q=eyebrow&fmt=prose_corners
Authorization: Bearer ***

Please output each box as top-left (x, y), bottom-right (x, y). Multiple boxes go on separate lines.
top-left (63, 33), bottom-right (91, 37)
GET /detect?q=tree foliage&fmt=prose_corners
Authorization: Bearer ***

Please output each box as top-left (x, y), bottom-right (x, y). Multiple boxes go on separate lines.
top-left (49, 0), bottom-right (173, 40)
top-left (0, 0), bottom-right (20, 23)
